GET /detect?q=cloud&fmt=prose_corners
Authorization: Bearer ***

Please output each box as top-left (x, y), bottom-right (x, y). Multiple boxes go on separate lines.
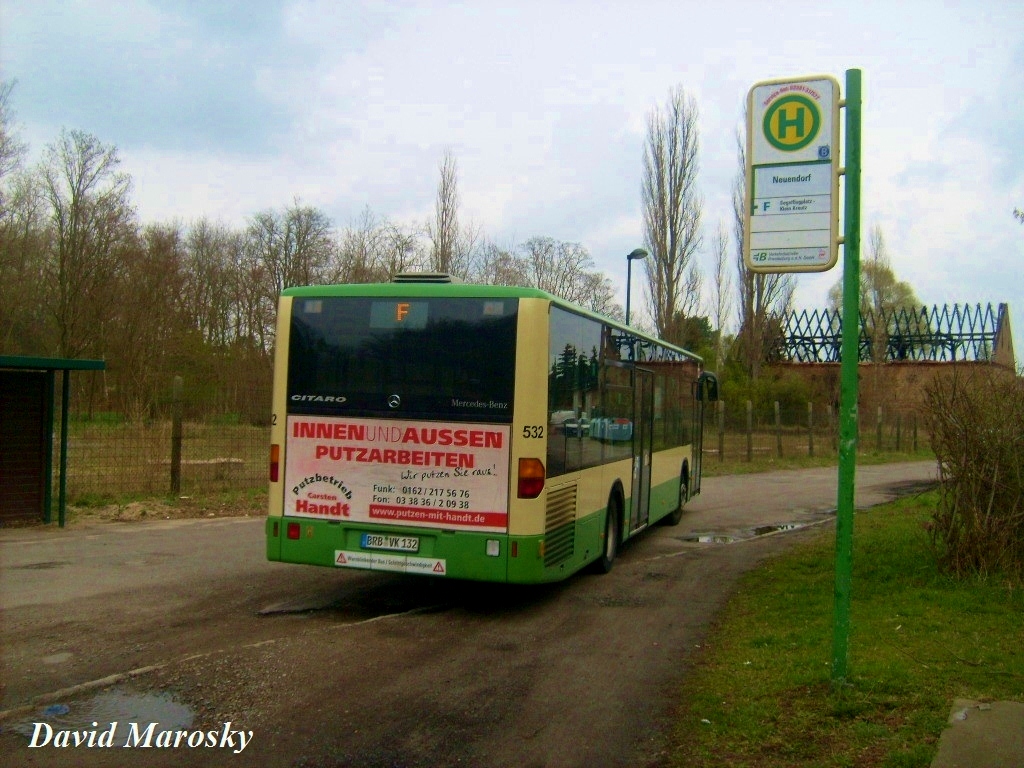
top-left (3, 0), bottom-right (296, 153)
top-left (4, 0), bottom-right (1022, 362)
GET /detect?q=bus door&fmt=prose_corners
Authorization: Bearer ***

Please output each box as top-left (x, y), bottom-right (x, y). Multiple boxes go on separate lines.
top-left (691, 371), bottom-right (719, 497)
top-left (690, 378), bottom-right (705, 496)
top-left (630, 367), bottom-right (655, 531)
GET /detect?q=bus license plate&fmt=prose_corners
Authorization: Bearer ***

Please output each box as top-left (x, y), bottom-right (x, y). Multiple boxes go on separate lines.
top-left (361, 533), bottom-right (419, 553)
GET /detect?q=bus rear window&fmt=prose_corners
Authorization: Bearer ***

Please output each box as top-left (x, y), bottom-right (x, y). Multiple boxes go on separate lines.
top-left (287, 297), bottom-right (518, 422)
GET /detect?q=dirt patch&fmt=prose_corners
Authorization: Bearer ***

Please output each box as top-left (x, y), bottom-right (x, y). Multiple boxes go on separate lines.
top-left (884, 479), bottom-right (939, 498)
top-left (65, 493), bottom-right (267, 525)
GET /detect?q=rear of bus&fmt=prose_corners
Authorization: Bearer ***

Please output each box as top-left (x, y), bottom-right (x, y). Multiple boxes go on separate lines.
top-left (265, 281), bottom-right (550, 582)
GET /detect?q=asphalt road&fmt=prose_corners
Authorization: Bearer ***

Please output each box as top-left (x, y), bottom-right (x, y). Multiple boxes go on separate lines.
top-left (0, 461), bottom-right (937, 767)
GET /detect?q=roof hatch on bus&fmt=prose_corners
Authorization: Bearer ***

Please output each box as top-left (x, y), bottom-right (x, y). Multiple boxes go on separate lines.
top-left (391, 272), bottom-right (464, 284)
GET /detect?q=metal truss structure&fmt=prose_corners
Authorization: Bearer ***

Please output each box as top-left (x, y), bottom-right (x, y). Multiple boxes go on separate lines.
top-left (770, 303), bottom-right (1011, 364)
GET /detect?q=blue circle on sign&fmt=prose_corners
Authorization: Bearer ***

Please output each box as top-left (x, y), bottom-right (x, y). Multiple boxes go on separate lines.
top-left (818, 145), bottom-right (830, 159)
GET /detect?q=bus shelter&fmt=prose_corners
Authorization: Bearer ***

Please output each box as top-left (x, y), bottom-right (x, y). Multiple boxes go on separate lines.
top-left (0, 356), bottom-right (105, 527)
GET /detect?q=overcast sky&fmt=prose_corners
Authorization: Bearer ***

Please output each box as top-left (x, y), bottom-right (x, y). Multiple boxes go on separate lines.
top-left (3, 0), bottom-right (1022, 361)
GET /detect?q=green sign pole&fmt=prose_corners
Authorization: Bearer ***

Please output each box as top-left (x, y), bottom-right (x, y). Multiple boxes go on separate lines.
top-left (58, 369), bottom-right (70, 528)
top-left (833, 68), bottom-right (862, 682)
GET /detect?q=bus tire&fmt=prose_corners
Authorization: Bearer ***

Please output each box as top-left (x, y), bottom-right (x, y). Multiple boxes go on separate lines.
top-left (594, 495), bottom-right (621, 574)
top-left (663, 463), bottom-right (688, 527)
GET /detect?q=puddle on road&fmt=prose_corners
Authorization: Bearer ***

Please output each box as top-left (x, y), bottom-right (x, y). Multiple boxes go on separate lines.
top-left (681, 522), bottom-right (809, 545)
top-left (886, 479), bottom-right (939, 497)
top-left (4, 688), bottom-right (194, 741)
top-left (41, 652), bottom-right (74, 665)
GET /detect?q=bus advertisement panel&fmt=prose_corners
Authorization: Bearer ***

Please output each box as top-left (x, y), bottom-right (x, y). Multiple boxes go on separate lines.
top-left (284, 415), bottom-right (510, 533)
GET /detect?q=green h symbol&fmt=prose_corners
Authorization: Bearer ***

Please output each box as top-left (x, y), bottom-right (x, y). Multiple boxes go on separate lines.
top-left (763, 93), bottom-right (820, 151)
top-left (778, 105), bottom-right (806, 139)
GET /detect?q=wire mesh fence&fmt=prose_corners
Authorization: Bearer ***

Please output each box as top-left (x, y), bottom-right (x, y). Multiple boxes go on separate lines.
top-left (702, 399), bottom-right (929, 463)
top-left (54, 373), bottom-right (272, 503)
top-left (54, 397), bottom-right (928, 504)
top-left (61, 419), bottom-right (269, 501)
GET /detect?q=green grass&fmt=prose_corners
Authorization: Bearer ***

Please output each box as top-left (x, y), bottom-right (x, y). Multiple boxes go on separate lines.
top-left (669, 491), bottom-right (1024, 768)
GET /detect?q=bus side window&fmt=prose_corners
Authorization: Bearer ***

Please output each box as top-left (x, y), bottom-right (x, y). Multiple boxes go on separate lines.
top-left (599, 364), bottom-right (633, 463)
top-left (548, 308), bottom-right (603, 476)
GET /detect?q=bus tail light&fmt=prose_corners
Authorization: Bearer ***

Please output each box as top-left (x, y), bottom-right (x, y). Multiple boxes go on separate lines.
top-left (517, 458), bottom-right (545, 498)
top-left (287, 522), bottom-right (301, 540)
top-left (270, 444), bottom-right (280, 483)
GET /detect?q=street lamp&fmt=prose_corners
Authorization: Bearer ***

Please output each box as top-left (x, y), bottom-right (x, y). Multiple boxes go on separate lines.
top-left (624, 248), bottom-right (648, 327)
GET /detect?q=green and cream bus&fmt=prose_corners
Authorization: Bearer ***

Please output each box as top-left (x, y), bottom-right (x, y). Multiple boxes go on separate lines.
top-left (265, 274), bottom-right (717, 584)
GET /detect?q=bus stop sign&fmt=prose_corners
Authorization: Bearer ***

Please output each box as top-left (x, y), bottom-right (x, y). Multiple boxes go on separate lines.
top-left (744, 76), bottom-right (841, 273)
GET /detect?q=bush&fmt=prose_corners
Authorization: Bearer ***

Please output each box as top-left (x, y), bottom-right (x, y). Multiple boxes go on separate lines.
top-left (923, 366), bottom-right (1023, 582)
top-left (719, 369), bottom-right (814, 425)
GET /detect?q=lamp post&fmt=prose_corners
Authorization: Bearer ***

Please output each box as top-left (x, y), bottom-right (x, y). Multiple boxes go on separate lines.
top-left (624, 248), bottom-right (648, 327)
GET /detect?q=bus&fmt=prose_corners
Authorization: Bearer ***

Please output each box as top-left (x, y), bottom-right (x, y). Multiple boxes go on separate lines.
top-left (265, 273), bottom-right (718, 583)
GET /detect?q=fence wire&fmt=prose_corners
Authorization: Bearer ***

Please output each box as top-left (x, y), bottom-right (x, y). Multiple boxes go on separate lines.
top-left (703, 400), bottom-right (928, 463)
top-left (60, 420), bottom-right (269, 500)
top-left (53, 399), bottom-right (927, 504)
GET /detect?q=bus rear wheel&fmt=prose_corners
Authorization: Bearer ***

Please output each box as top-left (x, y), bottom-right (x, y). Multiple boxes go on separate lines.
top-left (595, 497), bottom-right (620, 573)
top-left (663, 466), bottom-right (688, 527)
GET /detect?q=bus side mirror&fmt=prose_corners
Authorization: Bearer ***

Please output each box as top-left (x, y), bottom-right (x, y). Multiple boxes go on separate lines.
top-left (697, 372), bottom-right (719, 402)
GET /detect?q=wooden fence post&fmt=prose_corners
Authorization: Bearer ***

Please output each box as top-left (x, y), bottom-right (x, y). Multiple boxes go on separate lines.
top-left (717, 400), bottom-right (725, 462)
top-left (807, 401), bottom-right (815, 458)
top-left (746, 400), bottom-right (753, 462)
top-left (827, 404), bottom-right (836, 453)
top-left (171, 375), bottom-right (183, 495)
top-left (775, 401), bottom-right (783, 458)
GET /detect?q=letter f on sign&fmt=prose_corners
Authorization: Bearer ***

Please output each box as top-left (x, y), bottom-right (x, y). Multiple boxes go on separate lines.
top-left (762, 201), bottom-right (771, 212)
top-left (396, 303), bottom-right (410, 322)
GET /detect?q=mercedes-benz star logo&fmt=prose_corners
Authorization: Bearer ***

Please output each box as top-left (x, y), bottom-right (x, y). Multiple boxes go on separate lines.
top-left (387, 394), bottom-right (401, 409)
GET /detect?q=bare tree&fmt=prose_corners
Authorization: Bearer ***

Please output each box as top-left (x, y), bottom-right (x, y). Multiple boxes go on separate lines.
top-left (282, 202), bottom-right (335, 289)
top-left (487, 235), bottom-right (623, 314)
top-left (40, 129), bottom-right (136, 358)
top-left (336, 207), bottom-right (423, 284)
top-left (0, 80), bottom-right (26, 189)
top-left (337, 208), bottom-right (385, 283)
top-left (247, 199), bottom-right (334, 296)
top-left (0, 171), bottom-right (48, 354)
top-left (577, 271), bottom-right (622, 319)
top-left (710, 221), bottom-right (732, 367)
top-left (233, 235), bottom-right (274, 354)
top-left (0, 83), bottom-right (44, 353)
top-left (377, 219), bottom-right (422, 279)
top-left (240, 200), bottom-right (334, 351)
top-left (826, 223), bottom-right (921, 362)
top-left (113, 223), bottom-right (190, 419)
top-left (426, 149), bottom-right (479, 278)
top-left (521, 237), bottom-right (596, 303)
top-left (473, 238), bottom-right (528, 287)
top-left (182, 219), bottom-right (240, 347)
top-left (733, 123), bottom-right (793, 378)
top-left (826, 224), bottom-right (919, 316)
top-left (641, 86), bottom-right (704, 341)
top-left (429, 149), bottom-right (458, 273)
